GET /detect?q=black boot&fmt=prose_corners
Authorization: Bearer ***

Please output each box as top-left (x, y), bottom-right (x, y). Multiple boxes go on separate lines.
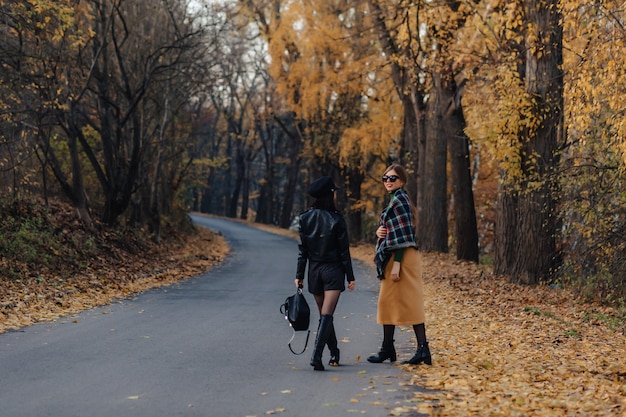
top-left (367, 340), bottom-right (396, 363)
top-left (311, 315), bottom-right (333, 371)
top-left (402, 341), bottom-right (432, 365)
top-left (327, 323), bottom-right (340, 366)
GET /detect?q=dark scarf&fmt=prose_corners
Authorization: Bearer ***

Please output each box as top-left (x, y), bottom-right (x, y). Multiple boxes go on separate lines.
top-left (374, 188), bottom-right (417, 278)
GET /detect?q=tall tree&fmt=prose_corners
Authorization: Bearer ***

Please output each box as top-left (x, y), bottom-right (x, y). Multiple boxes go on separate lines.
top-left (491, 0), bottom-right (564, 284)
top-left (0, 0), bottom-right (96, 225)
top-left (367, 0), bottom-right (424, 205)
top-left (85, 0), bottom-right (202, 224)
top-left (556, 0), bottom-right (626, 300)
top-left (433, 0), bottom-right (479, 262)
top-left (367, 0), bottom-right (480, 257)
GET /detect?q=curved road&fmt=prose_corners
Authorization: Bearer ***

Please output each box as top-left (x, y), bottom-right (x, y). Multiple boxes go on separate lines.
top-left (0, 215), bottom-right (424, 417)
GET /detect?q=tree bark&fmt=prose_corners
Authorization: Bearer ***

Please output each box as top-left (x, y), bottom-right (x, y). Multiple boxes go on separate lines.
top-left (400, 99), bottom-right (420, 202)
top-left (494, 0), bottom-right (563, 284)
top-left (447, 85), bottom-right (479, 262)
top-left (345, 167), bottom-right (364, 242)
top-left (419, 73), bottom-right (449, 252)
top-left (277, 116), bottom-right (303, 229)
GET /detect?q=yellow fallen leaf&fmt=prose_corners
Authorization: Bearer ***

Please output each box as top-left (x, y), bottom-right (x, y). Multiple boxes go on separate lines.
top-left (265, 408), bottom-right (285, 415)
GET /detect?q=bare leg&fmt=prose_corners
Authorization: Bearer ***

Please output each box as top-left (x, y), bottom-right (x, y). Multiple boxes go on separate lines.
top-left (320, 290), bottom-right (341, 316)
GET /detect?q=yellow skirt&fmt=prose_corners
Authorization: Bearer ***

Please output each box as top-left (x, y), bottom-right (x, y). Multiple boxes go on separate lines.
top-left (376, 247), bottom-right (425, 325)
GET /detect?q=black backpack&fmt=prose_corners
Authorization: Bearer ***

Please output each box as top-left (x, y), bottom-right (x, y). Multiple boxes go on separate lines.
top-left (280, 289), bottom-right (310, 354)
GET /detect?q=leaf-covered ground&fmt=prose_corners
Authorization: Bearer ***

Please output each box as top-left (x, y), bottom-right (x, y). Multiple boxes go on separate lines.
top-left (0, 204), bottom-right (229, 333)
top-left (349, 245), bottom-right (626, 417)
top-left (248, 224), bottom-right (626, 416)
top-left (1, 211), bottom-right (624, 416)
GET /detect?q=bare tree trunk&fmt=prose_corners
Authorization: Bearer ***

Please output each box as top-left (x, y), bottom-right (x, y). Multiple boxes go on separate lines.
top-left (240, 157), bottom-right (250, 220)
top-left (494, 0), bottom-right (563, 284)
top-left (400, 100), bottom-right (419, 202)
top-left (255, 122), bottom-right (276, 224)
top-left (447, 96), bottom-right (479, 262)
top-left (419, 73), bottom-right (448, 252)
top-left (228, 146), bottom-right (245, 218)
top-left (278, 117), bottom-right (303, 229)
top-left (344, 167), bottom-right (364, 242)
top-left (494, 189), bottom-right (518, 274)
top-left (46, 109), bottom-right (95, 230)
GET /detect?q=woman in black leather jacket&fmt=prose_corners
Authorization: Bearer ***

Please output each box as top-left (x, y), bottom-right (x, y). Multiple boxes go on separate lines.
top-left (294, 176), bottom-right (356, 371)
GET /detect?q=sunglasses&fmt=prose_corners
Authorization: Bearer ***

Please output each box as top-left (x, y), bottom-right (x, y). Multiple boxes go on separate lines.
top-left (382, 175), bottom-right (400, 183)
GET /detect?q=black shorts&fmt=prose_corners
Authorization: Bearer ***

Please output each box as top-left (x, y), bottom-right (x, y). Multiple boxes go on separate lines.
top-left (307, 261), bottom-right (346, 295)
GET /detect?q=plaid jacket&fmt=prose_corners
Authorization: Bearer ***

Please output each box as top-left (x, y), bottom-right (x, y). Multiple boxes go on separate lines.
top-left (374, 188), bottom-right (417, 278)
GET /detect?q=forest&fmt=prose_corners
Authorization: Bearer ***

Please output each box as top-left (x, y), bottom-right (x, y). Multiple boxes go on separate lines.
top-left (1, 0), bottom-right (625, 308)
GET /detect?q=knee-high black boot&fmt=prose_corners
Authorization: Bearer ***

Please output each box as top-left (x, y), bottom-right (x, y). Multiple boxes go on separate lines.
top-left (311, 315), bottom-right (333, 371)
top-left (327, 323), bottom-right (340, 366)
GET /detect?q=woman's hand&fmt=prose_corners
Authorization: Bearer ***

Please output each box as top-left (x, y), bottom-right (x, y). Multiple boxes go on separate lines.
top-left (390, 261), bottom-right (401, 282)
top-left (294, 279), bottom-right (303, 289)
top-left (347, 281), bottom-right (355, 292)
top-left (376, 226), bottom-right (387, 239)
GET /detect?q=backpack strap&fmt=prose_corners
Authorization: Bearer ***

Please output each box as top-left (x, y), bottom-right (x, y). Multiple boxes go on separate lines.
top-left (288, 326), bottom-right (310, 355)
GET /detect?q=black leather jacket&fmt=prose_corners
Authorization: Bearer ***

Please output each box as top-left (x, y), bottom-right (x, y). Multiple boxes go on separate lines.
top-left (296, 208), bottom-right (355, 282)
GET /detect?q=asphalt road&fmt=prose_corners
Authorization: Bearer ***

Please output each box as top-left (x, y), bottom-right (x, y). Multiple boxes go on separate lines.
top-left (0, 215), bottom-right (425, 417)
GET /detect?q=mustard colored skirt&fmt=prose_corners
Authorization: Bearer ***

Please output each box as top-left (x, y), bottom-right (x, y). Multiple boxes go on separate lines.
top-left (376, 247), bottom-right (425, 325)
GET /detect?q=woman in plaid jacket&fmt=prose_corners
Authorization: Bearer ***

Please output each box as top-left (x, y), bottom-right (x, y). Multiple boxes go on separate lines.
top-left (368, 164), bottom-right (432, 366)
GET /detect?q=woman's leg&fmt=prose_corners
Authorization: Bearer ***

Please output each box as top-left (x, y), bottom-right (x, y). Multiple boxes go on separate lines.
top-left (318, 290), bottom-right (340, 315)
top-left (317, 290), bottom-right (342, 365)
top-left (414, 323), bottom-right (427, 344)
top-left (367, 324), bottom-right (397, 363)
top-left (401, 323), bottom-right (432, 365)
top-left (313, 293), bottom-right (324, 314)
top-left (326, 322), bottom-right (340, 366)
top-left (310, 290), bottom-right (341, 370)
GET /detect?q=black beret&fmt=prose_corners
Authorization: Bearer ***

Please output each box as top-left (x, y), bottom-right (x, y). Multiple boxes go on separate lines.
top-left (307, 176), bottom-right (336, 198)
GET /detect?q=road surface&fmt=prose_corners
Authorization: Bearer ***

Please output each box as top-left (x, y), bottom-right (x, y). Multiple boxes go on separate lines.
top-left (0, 215), bottom-right (425, 417)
